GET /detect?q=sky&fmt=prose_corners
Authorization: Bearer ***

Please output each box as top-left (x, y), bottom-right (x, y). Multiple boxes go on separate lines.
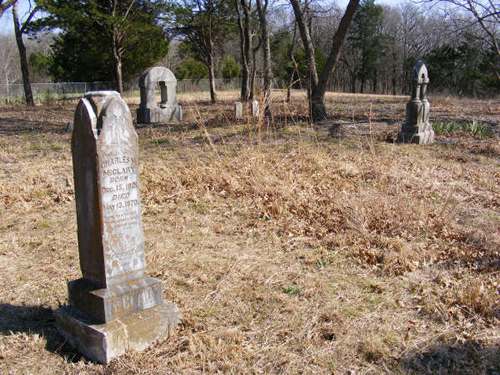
top-left (0, 0), bottom-right (33, 34)
top-left (0, 0), bottom-right (407, 35)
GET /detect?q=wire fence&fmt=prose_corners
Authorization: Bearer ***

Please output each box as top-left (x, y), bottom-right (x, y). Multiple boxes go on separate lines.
top-left (0, 78), bottom-right (252, 104)
top-left (0, 82), bottom-right (113, 103)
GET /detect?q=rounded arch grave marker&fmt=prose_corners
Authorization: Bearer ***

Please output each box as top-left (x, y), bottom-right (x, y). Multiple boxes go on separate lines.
top-left (137, 66), bottom-right (182, 124)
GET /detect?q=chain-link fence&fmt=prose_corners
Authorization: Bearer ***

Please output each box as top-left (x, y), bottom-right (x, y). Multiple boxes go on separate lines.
top-left (124, 78), bottom-right (242, 95)
top-left (0, 82), bottom-right (114, 103)
top-left (0, 78), bottom-right (249, 104)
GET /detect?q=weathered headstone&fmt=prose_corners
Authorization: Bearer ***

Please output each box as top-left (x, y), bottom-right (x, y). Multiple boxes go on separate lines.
top-left (56, 91), bottom-right (180, 364)
top-left (398, 60), bottom-right (435, 144)
top-left (234, 101), bottom-right (243, 119)
top-left (137, 67), bottom-right (182, 124)
top-left (251, 100), bottom-right (259, 118)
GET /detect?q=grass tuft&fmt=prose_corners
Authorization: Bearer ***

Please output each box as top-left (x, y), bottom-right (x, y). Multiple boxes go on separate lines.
top-left (433, 120), bottom-right (493, 138)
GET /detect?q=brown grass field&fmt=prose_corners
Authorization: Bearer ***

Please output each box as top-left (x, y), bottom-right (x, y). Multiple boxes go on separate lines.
top-left (0, 90), bottom-right (499, 374)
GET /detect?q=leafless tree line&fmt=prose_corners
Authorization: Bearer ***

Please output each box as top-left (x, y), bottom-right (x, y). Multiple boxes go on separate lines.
top-left (1, 0), bottom-right (498, 121)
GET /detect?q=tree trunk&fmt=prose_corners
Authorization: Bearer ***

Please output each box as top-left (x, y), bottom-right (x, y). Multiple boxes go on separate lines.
top-left (112, 28), bottom-right (124, 94)
top-left (235, 0), bottom-right (251, 101)
top-left (0, 0), bottom-right (17, 19)
top-left (249, 46), bottom-right (258, 99)
top-left (207, 53), bottom-right (217, 104)
top-left (392, 53), bottom-right (397, 95)
top-left (289, 0), bottom-right (319, 89)
top-left (291, 0), bottom-right (359, 122)
top-left (256, 0), bottom-right (272, 119)
top-left (12, 4), bottom-right (34, 106)
top-left (286, 23), bottom-right (298, 103)
top-left (114, 54), bottom-right (124, 94)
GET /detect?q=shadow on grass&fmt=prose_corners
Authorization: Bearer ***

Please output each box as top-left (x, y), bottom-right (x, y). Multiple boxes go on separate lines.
top-left (0, 117), bottom-right (67, 135)
top-left (398, 340), bottom-right (500, 374)
top-left (0, 303), bottom-right (82, 363)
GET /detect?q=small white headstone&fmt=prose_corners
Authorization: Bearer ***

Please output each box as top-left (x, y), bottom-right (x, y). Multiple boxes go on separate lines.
top-left (251, 100), bottom-right (259, 118)
top-left (235, 101), bottom-right (243, 119)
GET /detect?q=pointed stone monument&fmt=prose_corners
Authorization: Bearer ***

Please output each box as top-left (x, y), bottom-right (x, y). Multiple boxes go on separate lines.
top-left (56, 91), bottom-right (180, 364)
top-left (398, 60), bottom-right (435, 144)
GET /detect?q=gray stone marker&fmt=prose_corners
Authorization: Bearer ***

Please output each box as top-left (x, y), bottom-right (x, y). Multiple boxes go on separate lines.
top-left (235, 101), bottom-right (243, 119)
top-left (398, 60), bottom-right (435, 144)
top-left (137, 66), bottom-right (182, 124)
top-left (56, 91), bottom-right (180, 364)
top-left (251, 100), bottom-right (259, 118)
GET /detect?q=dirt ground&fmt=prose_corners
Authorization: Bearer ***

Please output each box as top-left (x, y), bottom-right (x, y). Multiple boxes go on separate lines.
top-left (0, 91), bottom-right (499, 374)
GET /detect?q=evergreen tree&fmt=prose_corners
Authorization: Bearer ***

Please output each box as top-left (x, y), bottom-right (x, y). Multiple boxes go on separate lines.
top-left (348, 0), bottom-right (384, 93)
top-left (34, 0), bottom-right (169, 90)
top-left (221, 55), bottom-right (240, 82)
top-left (425, 40), bottom-right (500, 97)
top-left (175, 57), bottom-right (209, 80)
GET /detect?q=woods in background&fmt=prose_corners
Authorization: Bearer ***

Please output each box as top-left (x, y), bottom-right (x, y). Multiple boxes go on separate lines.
top-left (0, 0), bottom-right (498, 110)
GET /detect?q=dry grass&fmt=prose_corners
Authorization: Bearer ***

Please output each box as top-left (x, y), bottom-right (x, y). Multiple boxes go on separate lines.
top-left (0, 91), bottom-right (499, 374)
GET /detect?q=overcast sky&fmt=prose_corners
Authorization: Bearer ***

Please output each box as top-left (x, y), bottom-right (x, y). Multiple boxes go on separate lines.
top-left (0, 0), bottom-right (409, 35)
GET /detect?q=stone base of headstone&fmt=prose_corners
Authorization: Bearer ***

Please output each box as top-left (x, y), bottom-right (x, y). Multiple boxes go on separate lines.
top-left (398, 111), bottom-right (435, 144)
top-left (55, 302), bottom-right (180, 364)
top-left (67, 277), bottom-right (165, 324)
top-left (136, 105), bottom-right (182, 124)
top-left (398, 127), bottom-right (435, 144)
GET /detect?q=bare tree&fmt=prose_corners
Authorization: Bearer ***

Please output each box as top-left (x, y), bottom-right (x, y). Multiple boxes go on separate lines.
top-left (0, 35), bottom-right (20, 85)
top-left (249, 32), bottom-right (261, 99)
top-left (170, 0), bottom-right (233, 104)
top-left (109, 0), bottom-right (139, 93)
top-left (290, 0), bottom-right (359, 122)
top-left (285, 22), bottom-right (301, 102)
top-left (0, 0), bottom-right (16, 18)
top-left (421, 0), bottom-right (499, 80)
top-left (255, 0), bottom-right (272, 118)
top-left (12, 2), bottom-right (39, 106)
top-left (235, 0), bottom-right (252, 101)
top-left (234, 0), bottom-right (263, 100)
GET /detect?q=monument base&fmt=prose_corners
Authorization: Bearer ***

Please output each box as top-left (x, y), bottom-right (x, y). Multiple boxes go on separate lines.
top-left (68, 277), bottom-right (165, 324)
top-left (398, 129), bottom-right (435, 144)
top-left (55, 302), bottom-right (181, 364)
top-left (136, 105), bottom-right (182, 124)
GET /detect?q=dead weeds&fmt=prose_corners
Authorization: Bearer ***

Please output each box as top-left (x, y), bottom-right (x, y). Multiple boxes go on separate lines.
top-left (0, 92), bottom-right (499, 374)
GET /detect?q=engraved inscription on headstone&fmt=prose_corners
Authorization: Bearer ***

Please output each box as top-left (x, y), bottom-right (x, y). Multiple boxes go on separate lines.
top-left (99, 137), bottom-right (144, 285)
top-left (55, 91), bottom-right (180, 364)
top-left (398, 60), bottom-right (435, 144)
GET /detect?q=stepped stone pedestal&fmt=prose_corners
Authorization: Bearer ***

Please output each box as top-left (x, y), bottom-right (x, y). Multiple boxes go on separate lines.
top-left (56, 91), bottom-right (180, 364)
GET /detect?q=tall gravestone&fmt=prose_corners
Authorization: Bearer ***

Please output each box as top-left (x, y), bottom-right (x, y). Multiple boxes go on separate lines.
top-left (137, 67), bottom-right (182, 124)
top-left (56, 91), bottom-right (180, 364)
top-left (398, 60), bottom-right (435, 144)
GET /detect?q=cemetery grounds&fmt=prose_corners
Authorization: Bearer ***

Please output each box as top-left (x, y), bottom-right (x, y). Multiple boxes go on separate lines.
top-left (0, 90), bottom-right (499, 374)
